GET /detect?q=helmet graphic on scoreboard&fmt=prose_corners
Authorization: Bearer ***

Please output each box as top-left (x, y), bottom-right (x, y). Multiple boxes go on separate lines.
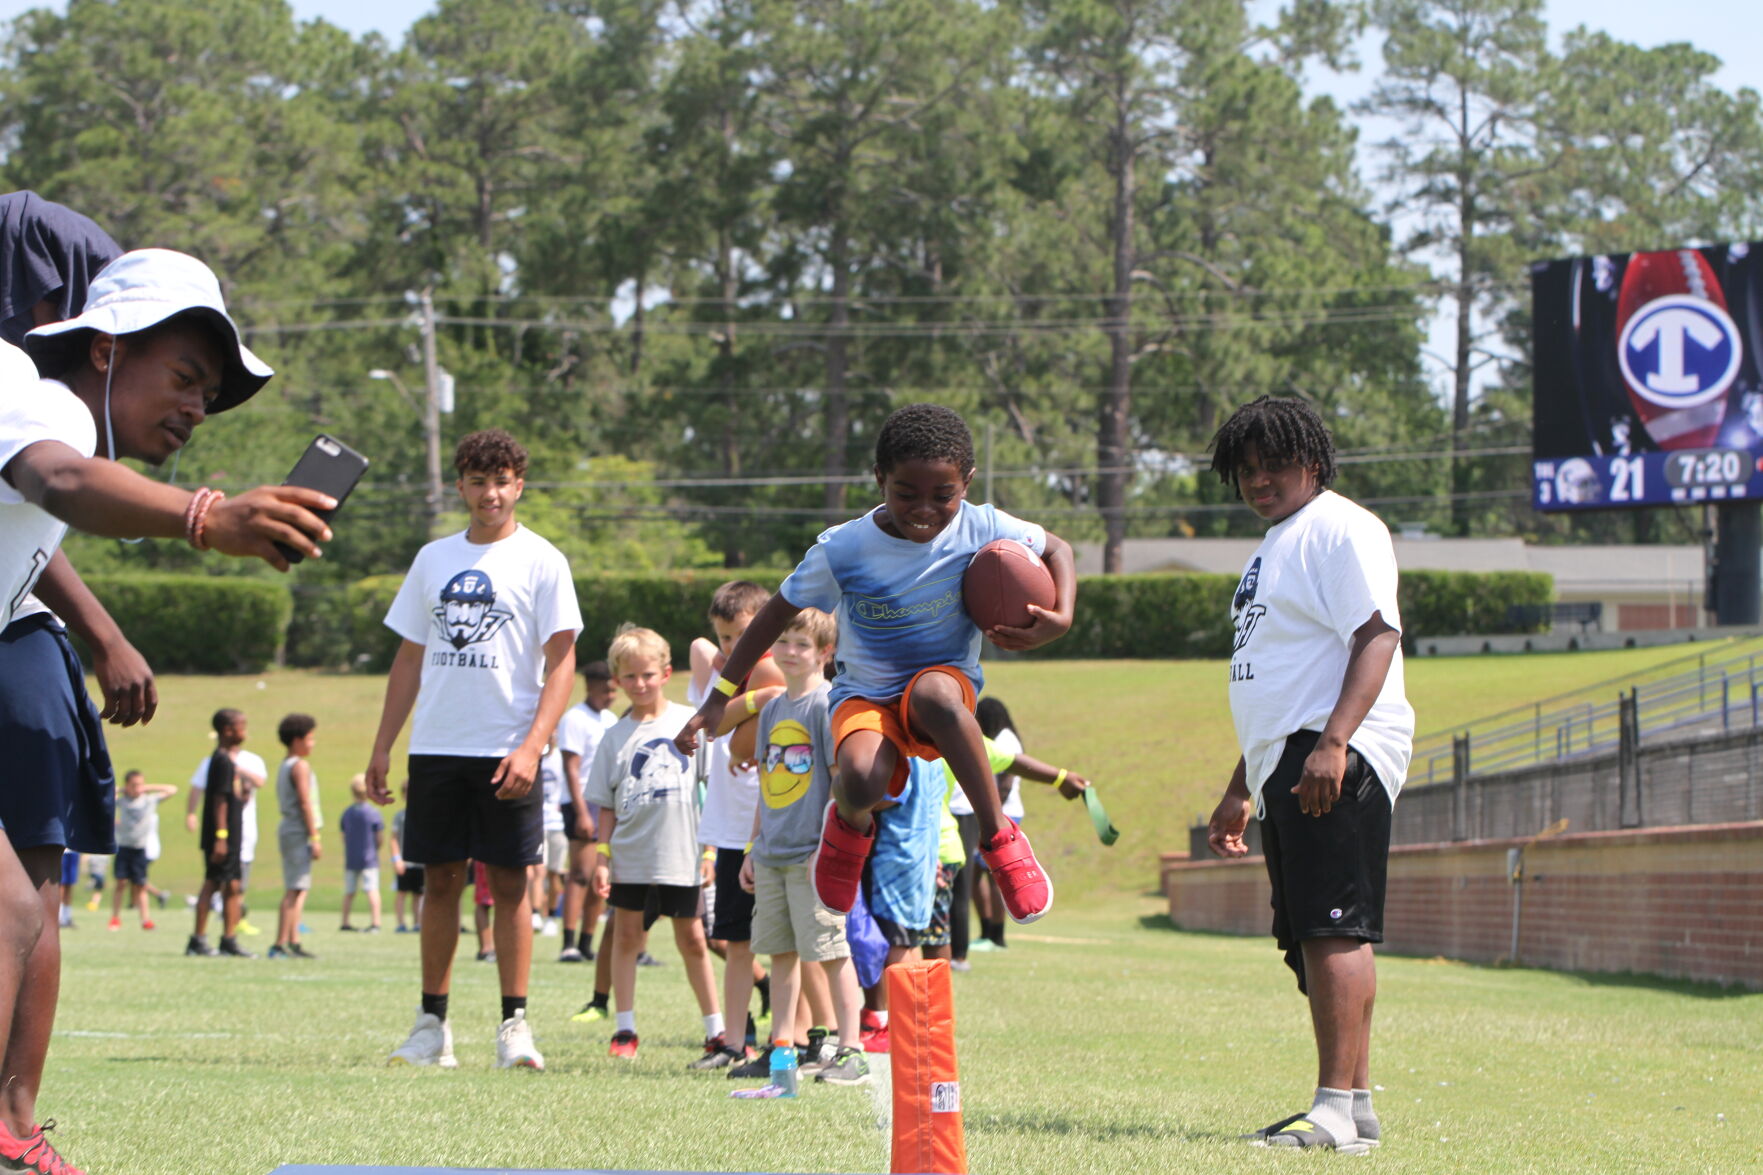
top-left (1615, 250), bottom-right (1743, 450)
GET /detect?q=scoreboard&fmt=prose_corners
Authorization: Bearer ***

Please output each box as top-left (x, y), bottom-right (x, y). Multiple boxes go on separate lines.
top-left (1532, 243), bottom-right (1763, 511)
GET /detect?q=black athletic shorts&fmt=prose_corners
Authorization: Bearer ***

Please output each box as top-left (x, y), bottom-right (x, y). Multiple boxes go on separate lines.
top-left (114, 845), bottom-right (149, 886)
top-left (558, 800), bottom-right (601, 843)
top-left (710, 847), bottom-right (755, 942)
top-left (609, 882), bottom-right (699, 925)
top-left (403, 755), bottom-right (542, 869)
top-left (396, 864), bottom-right (426, 895)
top-left (1259, 729), bottom-right (1392, 995)
top-left (204, 852), bottom-right (243, 887)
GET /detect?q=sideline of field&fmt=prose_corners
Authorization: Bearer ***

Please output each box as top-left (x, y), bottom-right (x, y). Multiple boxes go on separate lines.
top-left (91, 642), bottom-right (1707, 907)
top-left (52, 899), bottom-right (1757, 1174)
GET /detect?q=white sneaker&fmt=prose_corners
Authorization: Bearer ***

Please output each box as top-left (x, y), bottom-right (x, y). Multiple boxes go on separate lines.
top-left (557, 946), bottom-right (585, 963)
top-left (496, 1009), bottom-right (544, 1070)
top-left (388, 1010), bottom-right (458, 1068)
top-left (530, 912), bottom-right (544, 931)
top-left (540, 918), bottom-right (559, 937)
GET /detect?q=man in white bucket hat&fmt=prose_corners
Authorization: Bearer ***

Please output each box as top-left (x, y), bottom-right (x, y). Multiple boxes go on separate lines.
top-left (0, 247), bottom-right (333, 1175)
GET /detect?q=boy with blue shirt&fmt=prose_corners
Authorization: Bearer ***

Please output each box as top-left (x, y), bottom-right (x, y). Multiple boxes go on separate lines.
top-left (678, 404), bottom-right (1076, 926)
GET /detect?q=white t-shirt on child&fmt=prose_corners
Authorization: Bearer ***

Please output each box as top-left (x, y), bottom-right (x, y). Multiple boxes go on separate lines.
top-left (583, 701), bottom-right (699, 887)
top-left (687, 676), bottom-right (760, 850)
top-left (0, 365), bottom-right (94, 631)
top-left (1227, 490), bottom-right (1414, 810)
top-left (383, 525), bottom-right (582, 757)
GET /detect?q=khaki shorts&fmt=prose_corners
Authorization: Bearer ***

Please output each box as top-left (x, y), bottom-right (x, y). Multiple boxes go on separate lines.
top-left (749, 859), bottom-right (848, 963)
top-left (543, 830), bottom-right (569, 874)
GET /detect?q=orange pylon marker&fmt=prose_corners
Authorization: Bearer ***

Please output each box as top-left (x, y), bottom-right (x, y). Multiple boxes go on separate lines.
top-left (888, 957), bottom-right (967, 1174)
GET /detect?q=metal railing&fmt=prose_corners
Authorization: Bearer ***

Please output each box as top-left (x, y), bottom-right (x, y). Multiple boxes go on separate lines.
top-left (1409, 634), bottom-right (1763, 786)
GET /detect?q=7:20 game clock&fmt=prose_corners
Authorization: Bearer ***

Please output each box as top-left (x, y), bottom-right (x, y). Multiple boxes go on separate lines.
top-left (1531, 242), bottom-right (1763, 511)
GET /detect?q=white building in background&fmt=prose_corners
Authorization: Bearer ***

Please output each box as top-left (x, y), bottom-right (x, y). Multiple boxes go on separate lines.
top-left (1074, 538), bottom-right (1708, 633)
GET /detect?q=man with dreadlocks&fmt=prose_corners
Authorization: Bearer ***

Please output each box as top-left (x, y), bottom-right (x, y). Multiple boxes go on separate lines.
top-left (1204, 395), bottom-right (1413, 1155)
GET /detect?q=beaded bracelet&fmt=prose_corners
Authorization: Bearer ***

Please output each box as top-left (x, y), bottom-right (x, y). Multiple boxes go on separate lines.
top-left (181, 488), bottom-right (212, 547)
top-left (187, 488), bottom-right (226, 551)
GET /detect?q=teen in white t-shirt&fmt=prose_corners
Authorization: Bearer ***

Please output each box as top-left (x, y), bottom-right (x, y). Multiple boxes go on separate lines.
top-left (369, 429), bottom-right (580, 1073)
top-left (1204, 397), bottom-right (1411, 1157)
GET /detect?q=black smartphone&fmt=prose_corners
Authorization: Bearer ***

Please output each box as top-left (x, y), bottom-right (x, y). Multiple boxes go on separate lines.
top-left (275, 434), bottom-right (369, 564)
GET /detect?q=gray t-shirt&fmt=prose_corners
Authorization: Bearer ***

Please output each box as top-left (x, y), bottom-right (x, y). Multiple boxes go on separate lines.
top-left (752, 683), bottom-right (835, 867)
top-left (115, 792), bottom-right (168, 852)
top-left (275, 756), bottom-right (322, 840)
top-left (583, 701), bottom-right (698, 887)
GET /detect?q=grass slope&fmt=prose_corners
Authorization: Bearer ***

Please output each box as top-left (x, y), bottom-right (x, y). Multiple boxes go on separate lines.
top-left (91, 641), bottom-right (1708, 909)
top-left (51, 900), bottom-right (1759, 1174)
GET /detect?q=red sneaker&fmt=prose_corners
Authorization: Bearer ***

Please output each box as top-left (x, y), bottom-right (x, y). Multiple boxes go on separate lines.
top-left (106, 917), bottom-right (120, 932)
top-left (981, 824), bottom-right (1053, 924)
top-left (0, 1119), bottom-right (84, 1175)
top-left (810, 802), bottom-right (873, 914)
top-left (859, 1011), bottom-right (890, 1055)
top-left (608, 1030), bottom-right (639, 1060)
top-left (140, 920), bottom-right (156, 931)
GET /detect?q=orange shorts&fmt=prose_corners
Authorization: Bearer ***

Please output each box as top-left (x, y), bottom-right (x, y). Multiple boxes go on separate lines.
top-left (831, 666), bottom-right (977, 797)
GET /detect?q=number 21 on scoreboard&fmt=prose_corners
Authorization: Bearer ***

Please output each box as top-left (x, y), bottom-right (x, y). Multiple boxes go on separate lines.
top-left (1610, 456), bottom-right (1645, 502)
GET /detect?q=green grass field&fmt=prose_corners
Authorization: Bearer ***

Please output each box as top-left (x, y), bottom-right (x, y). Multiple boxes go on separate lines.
top-left (52, 900), bottom-right (1759, 1174)
top-left (90, 640), bottom-right (1715, 908)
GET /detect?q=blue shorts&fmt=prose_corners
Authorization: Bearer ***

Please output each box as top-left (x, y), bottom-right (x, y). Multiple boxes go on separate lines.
top-left (60, 851), bottom-right (80, 887)
top-left (0, 616), bottom-right (115, 854)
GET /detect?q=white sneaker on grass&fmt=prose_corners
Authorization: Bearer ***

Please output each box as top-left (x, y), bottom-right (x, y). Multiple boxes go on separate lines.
top-left (496, 1009), bottom-right (544, 1070)
top-left (389, 1010), bottom-right (458, 1068)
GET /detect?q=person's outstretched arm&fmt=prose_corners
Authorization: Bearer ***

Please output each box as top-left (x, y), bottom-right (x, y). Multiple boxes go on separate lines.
top-left (366, 640), bottom-right (425, 805)
top-left (1004, 750), bottom-right (1089, 801)
top-left (5, 440), bottom-right (334, 569)
top-left (675, 594), bottom-right (801, 754)
top-left (34, 551), bottom-right (156, 726)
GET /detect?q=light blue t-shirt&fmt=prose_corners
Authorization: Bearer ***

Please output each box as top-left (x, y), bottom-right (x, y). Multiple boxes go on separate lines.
top-left (868, 757), bottom-right (946, 929)
top-left (779, 502), bottom-right (1047, 710)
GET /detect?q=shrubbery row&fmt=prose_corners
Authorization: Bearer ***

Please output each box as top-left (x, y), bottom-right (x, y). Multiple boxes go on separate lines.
top-left (76, 569), bottom-right (1553, 674)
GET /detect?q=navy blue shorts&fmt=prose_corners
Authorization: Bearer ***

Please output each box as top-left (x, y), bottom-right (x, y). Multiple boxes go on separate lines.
top-left (60, 851), bottom-right (79, 886)
top-left (114, 846), bottom-right (149, 885)
top-left (0, 615), bottom-right (115, 854)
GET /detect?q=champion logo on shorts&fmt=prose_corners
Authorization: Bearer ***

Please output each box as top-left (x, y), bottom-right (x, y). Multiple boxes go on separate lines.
top-left (1329, 907), bottom-right (1343, 920)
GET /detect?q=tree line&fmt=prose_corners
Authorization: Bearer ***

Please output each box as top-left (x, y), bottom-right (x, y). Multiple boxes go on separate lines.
top-left (4, 0), bottom-right (1759, 588)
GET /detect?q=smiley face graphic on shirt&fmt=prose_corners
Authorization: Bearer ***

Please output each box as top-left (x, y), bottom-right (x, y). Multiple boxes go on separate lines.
top-left (760, 718), bottom-right (815, 810)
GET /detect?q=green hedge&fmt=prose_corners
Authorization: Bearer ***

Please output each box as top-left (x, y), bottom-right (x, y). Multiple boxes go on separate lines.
top-left (1398, 571), bottom-right (1553, 639)
top-left (78, 566), bottom-right (1556, 674)
top-left (82, 575), bottom-right (293, 673)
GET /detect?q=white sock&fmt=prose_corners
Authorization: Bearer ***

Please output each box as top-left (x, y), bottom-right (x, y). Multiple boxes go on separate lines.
top-left (1352, 1089), bottom-right (1380, 1139)
top-left (873, 1010), bottom-right (889, 1027)
top-left (615, 1010), bottom-right (636, 1035)
top-left (1308, 1087), bottom-right (1356, 1141)
top-left (704, 1012), bottom-right (725, 1039)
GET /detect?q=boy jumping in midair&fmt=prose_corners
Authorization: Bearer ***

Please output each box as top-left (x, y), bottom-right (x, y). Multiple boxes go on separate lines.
top-left (677, 403), bottom-right (1074, 925)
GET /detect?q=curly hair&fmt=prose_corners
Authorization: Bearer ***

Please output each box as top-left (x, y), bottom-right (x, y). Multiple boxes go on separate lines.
top-left (277, 712), bottom-right (317, 748)
top-left (454, 428), bottom-right (528, 478)
top-left (874, 403), bottom-right (975, 475)
top-left (1207, 396), bottom-right (1337, 495)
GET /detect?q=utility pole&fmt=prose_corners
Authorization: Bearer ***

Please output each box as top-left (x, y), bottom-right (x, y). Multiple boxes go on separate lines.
top-left (420, 288), bottom-right (443, 539)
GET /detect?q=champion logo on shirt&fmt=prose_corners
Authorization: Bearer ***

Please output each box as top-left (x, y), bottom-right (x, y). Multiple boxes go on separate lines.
top-left (431, 569), bottom-right (514, 652)
top-left (851, 583), bottom-right (961, 628)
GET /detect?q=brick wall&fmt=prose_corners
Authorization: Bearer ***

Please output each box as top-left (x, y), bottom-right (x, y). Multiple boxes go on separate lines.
top-left (1160, 821), bottom-right (1763, 990)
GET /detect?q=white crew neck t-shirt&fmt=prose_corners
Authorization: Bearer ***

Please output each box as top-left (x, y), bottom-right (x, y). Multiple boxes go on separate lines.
top-left (0, 363), bottom-right (95, 631)
top-left (384, 525), bottom-right (582, 757)
top-left (686, 675), bottom-right (760, 850)
top-left (1227, 490), bottom-right (1414, 810)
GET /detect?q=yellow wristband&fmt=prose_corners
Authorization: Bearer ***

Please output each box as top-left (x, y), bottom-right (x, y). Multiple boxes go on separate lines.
top-left (1052, 768), bottom-right (1068, 787)
top-left (595, 842), bottom-right (611, 858)
top-left (712, 675), bottom-right (739, 697)
top-left (745, 690), bottom-right (760, 716)
top-left (215, 830), bottom-right (229, 839)
top-left (702, 847), bottom-right (717, 862)
top-left (744, 841), bottom-right (753, 853)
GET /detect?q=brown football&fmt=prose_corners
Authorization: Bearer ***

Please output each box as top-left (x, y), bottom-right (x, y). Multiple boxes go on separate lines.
top-left (963, 539), bottom-right (1055, 631)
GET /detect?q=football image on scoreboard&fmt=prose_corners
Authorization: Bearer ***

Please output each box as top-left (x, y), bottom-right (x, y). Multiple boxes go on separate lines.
top-left (1531, 242), bottom-right (1763, 511)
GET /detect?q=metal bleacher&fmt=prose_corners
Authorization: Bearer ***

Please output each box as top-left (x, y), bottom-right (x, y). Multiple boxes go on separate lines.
top-left (1408, 633), bottom-right (1763, 787)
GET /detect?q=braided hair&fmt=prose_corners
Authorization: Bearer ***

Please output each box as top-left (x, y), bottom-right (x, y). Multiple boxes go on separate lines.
top-left (874, 403), bottom-right (976, 475)
top-left (1207, 396), bottom-right (1337, 496)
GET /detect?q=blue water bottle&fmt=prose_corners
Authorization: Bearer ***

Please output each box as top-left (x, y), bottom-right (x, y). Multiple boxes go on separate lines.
top-left (768, 1040), bottom-right (799, 1097)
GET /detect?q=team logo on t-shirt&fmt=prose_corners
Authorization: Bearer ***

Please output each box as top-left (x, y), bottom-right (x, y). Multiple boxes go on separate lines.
top-left (622, 737), bottom-right (691, 817)
top-left (760, 717), bottom-right (815, 810)
top-left (431, 569), bottom-right (514, 651)
top-left (1232, 557), bottom-right (1266, 654)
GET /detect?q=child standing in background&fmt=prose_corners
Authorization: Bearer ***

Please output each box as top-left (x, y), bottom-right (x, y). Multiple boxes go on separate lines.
top-left (109, 771), bottom-right (176, 931)
top-left (340, 777), bottom-right (384, 933)
top-left (271, 714), bottom-right (322, 960)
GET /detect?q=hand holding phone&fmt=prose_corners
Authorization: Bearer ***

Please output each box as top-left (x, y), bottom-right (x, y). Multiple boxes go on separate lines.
top-left (274, 435), bottom-right (369, 564)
